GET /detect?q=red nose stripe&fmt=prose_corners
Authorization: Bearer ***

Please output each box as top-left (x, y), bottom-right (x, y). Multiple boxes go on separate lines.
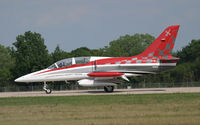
top-left (88, 72), bottom-right (124, 77)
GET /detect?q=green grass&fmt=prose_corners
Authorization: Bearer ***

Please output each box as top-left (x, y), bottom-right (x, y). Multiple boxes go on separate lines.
top-left (0, 93), bottom-right (200, 125)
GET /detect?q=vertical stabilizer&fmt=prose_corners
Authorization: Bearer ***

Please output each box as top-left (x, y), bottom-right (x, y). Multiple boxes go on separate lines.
top-left (139, 25), bottom-right (180, 58)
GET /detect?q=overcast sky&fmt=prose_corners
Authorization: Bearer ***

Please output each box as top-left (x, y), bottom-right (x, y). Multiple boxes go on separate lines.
top-left (0, 0), bottom-right (200, 53)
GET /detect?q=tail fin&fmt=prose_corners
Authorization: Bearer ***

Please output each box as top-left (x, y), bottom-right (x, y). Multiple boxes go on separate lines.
top-left (139, 25), bottom-right (180, 58)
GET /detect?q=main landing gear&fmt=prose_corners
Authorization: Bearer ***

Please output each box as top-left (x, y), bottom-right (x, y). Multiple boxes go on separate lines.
top-left (43, 82), bottom-right (52, 94)
top-left (42, 82), bottom-right (114, 94)
top-left (104, 86), bottom-right (114, 92)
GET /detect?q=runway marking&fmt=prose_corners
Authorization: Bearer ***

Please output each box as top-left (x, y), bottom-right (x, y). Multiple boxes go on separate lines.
top-left (0, 87), bottom-right (200, 98)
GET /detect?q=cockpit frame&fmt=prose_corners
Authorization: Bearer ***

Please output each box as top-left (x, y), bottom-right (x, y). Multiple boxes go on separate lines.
top-left (48, 57), bottom-right (91, 69)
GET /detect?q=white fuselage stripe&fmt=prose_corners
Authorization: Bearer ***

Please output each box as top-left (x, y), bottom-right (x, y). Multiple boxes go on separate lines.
top-left (43, 63), bottom-right (176, 74)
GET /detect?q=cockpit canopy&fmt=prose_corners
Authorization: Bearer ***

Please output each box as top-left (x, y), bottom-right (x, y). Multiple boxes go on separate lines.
top-left (48, 56), bottom-right (110, 70)
top-left (48, 57), bottom-right (90, 69)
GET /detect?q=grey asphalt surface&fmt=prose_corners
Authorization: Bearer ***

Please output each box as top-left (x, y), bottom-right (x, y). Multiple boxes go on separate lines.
top-left (0, 87), bottom-right (200, 98)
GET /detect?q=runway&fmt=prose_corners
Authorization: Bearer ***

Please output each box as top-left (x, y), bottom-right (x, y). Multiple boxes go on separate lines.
top-left (0, 87), bottom-right (200, 98)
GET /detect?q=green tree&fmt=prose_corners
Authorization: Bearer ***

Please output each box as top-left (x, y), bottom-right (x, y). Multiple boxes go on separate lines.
top-left (90, 48), bottom-right (106, 56)
top-left (51, 45), bottom-right (70, 63)
top-left (12, 31), bottom-right (50, 78)
top-left (71, 47), bottom-right (93, 57)
top-left (0, 45), bottom-right (15, 86)
top-left (177, 39), bottom-right (200, 64)
top-left (193, 57), bottom-right (200, 81)
top-left (104, 34), bottom-right (155, 57)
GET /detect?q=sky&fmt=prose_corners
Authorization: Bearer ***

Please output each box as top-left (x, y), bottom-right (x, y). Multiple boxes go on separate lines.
top-left (0, 0), bottom-right (200, 53)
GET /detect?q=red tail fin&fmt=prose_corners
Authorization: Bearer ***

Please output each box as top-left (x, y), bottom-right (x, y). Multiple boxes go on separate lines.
top-left (139, 25), bottom-right (180, 58)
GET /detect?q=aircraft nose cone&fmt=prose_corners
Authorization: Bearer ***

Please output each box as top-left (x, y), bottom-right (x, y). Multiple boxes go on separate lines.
top-left (14, 77), bottom-right (25, 82)
top-left (14, 69), bottom-right (49, 83)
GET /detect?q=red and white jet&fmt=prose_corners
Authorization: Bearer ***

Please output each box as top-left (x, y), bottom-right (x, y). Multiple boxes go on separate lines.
top-left (15, 25), bottom-right (180, 94)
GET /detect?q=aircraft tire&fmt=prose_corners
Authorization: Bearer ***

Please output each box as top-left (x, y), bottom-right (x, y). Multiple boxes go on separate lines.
top-left (104, 86), bottom-right (114, 93)
top-left (45, 89), bottom-right (52, 94)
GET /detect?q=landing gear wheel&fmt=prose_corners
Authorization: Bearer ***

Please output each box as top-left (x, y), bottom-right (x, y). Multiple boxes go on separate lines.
top-left (45, 88), bottom-right (52, 94)
top-left (43, 82), bottom-right (52, 94)
top-left (104, 86), bottom-right (114, 93)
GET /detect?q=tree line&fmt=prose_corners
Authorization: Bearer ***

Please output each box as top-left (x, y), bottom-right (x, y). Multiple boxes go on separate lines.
top-left (0, 31), bottom-right (200, 87)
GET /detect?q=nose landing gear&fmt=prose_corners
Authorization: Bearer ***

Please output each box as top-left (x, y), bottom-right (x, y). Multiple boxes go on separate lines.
top-left (43, 82), bottom-right (52, 94)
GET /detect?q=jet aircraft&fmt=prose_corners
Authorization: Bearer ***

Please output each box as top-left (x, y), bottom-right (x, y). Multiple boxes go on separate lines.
top-left (15, 25), bottom-right (180, 94)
